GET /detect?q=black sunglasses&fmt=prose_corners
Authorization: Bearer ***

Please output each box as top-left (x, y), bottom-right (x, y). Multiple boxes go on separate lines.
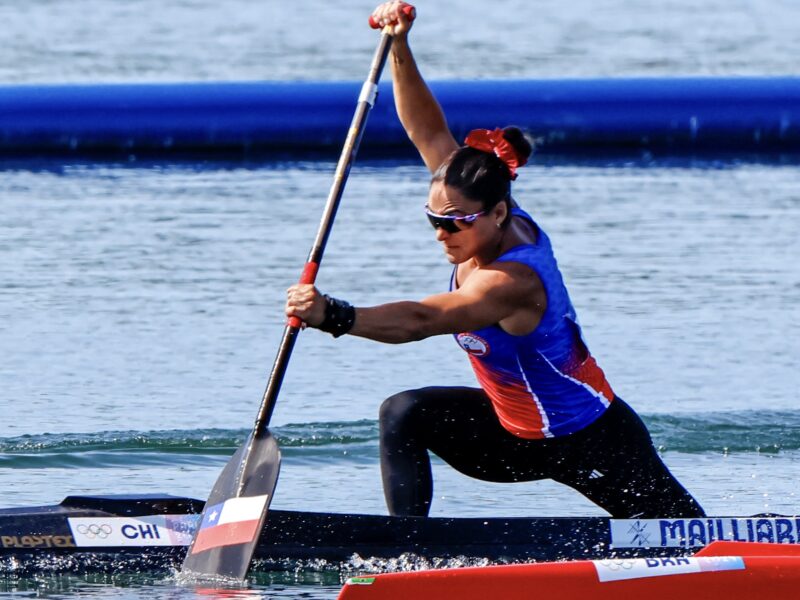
top-left (424, 205), bottom-right (486, 234)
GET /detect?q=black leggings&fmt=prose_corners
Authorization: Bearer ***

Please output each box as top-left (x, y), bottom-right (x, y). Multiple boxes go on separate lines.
top-left (379, 386), bottom-right (705, 518)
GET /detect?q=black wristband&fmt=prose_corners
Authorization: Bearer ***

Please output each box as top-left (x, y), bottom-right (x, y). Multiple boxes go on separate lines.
top-left (317, 295), bottom-right (356, 338)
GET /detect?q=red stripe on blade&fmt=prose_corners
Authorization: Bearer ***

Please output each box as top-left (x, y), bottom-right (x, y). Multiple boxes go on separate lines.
top-left (190, 519), bottom-right (261, 554)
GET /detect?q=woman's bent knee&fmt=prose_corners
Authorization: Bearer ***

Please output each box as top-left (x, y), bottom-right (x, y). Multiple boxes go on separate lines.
top-left (379, 388), bottom-right (435, 429)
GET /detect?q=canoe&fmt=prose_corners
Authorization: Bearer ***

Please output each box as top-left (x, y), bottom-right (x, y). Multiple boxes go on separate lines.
top-left (2, 493), bottom-right (798, 574)
top-left (337, 541), bottom-right (800, 600)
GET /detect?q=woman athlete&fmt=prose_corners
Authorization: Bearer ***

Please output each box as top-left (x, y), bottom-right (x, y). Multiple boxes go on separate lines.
top-left (285, 1), bottom-right (704, 519)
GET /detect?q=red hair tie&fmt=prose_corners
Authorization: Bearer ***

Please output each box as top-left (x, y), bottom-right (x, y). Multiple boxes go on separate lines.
top-left (463, 128), bottom-right (527, 180)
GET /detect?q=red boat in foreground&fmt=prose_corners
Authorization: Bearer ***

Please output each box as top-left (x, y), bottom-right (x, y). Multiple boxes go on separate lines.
top-left (338, 541), bottom-right (800, 600)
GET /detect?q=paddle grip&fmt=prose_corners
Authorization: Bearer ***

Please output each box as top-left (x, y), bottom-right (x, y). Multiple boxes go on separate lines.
top-left (288, 261), bottom-right (320, 329)
top-left (368, 4), bottom-right (416, 29)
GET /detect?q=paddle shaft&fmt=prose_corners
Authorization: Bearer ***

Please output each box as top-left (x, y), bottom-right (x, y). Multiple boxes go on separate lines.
top-left (237, 32), bottom-right (394, 485)
top-left (181, 21), bottom-right (406, 580)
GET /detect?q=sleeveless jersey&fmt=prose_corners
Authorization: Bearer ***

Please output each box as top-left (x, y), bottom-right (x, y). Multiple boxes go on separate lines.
top-left (452, 208), bottom-right (614, 439)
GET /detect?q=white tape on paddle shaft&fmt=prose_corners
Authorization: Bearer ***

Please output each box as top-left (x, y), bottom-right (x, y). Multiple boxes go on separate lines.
top-left (359, 82), bottom-right (379, 107)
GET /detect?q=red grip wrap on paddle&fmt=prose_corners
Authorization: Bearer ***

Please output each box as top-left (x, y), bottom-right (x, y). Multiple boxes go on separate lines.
top-left (298, 261), bottom-right (319, 285)
top-left (287, 261), bottom-right (320, 329)
top-left (368, 4), bottom-right (416, 29)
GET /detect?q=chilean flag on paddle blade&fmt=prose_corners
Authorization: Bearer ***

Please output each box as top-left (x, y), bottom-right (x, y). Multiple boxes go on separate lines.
top-left (190, 494), bottom-right (268, 555)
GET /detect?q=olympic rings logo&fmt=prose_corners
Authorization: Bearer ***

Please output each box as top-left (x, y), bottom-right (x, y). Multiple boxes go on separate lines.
top-left (76, 524), bottom-right (113, 539)
top-left (597, 559), bottom-right (636, 571)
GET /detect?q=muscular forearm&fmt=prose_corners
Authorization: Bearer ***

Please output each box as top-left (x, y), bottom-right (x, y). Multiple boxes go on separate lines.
top-left (391, 41), bottom-right (446, 143)
top-left (390, 38), bottom-right (456, 172)
top-left (350, 301), bottom-right (437, 344)
top-left (286, 284), bottom-right (441, 343)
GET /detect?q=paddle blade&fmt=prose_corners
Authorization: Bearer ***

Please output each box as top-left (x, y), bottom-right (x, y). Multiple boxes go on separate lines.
top-left (181, 430), bottom-right (281, 582)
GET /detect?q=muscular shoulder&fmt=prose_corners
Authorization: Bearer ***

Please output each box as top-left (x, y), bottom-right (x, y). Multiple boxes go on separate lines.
top-left (461, 260), bottom-right (543, 304)
top-left (463, 260), bottom-right (546, 335)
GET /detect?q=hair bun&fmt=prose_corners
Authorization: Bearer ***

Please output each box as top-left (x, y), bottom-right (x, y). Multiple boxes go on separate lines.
top-left (501, 127), bottom-right (534, 165)
top-left (463, 127), bottom-right (530, 179)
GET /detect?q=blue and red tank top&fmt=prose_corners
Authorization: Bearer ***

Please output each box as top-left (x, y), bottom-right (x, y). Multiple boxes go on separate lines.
top-left (452, 207), bottom-right (614, 440)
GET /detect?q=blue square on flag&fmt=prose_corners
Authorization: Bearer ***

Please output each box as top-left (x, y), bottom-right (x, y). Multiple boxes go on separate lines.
top-left (200, 502), bottom-right (224, 529)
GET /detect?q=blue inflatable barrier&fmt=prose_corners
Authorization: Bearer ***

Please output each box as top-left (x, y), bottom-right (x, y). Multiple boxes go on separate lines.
top-left (0, 78), bottom-right (798, 157)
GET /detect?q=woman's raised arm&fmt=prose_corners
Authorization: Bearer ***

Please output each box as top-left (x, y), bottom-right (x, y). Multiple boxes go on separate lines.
top-left (371, 2), bottom-right (459, 173)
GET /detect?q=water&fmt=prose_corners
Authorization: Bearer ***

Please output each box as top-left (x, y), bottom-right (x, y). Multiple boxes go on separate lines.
top-left (1, 0), bottom-right (800, 82)
top-left (1, 0), bottom-right (799, 598)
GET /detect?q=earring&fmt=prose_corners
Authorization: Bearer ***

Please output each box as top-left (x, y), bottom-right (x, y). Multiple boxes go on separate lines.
top-left (496, 222), bottom-right (502, 229)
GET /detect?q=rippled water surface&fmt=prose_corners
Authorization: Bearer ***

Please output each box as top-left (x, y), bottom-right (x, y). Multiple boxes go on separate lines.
top-left (1, 0), bottom-right (799, 82)
top-left (1, 1), bottom-right (799, 598)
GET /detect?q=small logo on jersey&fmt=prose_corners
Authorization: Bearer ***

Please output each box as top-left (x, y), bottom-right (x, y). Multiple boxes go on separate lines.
top-left (456, 333), bottom-right (490, 357)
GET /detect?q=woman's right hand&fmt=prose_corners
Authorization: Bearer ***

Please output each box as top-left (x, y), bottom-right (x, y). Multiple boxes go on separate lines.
top-left (370, 1), bottom-right (415, 38)
top-left (286, 283), bottom-right (326, 328)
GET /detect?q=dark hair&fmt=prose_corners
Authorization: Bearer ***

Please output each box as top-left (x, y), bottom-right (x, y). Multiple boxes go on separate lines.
top-left (431, 126), bottom-right (533, 211)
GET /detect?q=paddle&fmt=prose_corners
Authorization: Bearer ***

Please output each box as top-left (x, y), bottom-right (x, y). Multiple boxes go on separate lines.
top-left (180, 7), bottom-right (415, 583)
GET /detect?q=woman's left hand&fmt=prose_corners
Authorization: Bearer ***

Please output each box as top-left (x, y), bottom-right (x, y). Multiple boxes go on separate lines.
top-left (286, 283), bottom-right (326, 327)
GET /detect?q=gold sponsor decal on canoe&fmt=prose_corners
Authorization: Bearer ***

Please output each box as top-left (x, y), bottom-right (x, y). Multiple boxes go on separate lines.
top-left (2, 534), bottom-right (76, 548)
